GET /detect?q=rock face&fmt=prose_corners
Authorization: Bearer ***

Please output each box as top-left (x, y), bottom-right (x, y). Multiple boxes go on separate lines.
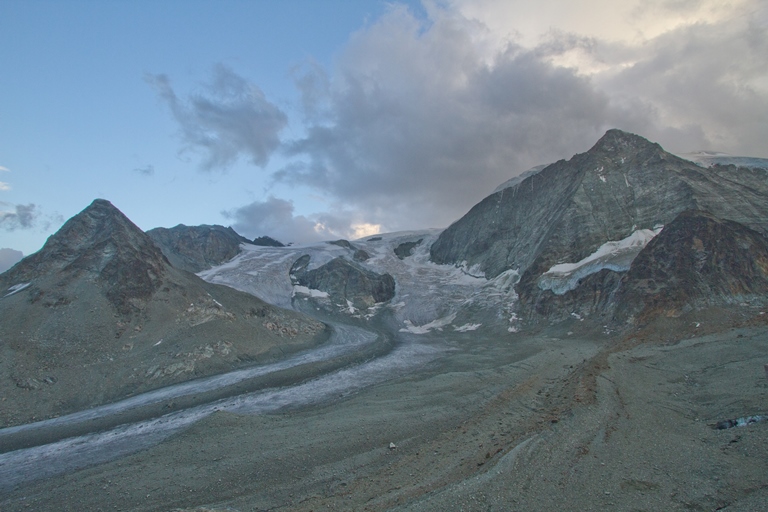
top-left (430, 130), bottom-right (768, 279)
top-left (517, 210), bottom-right (768, 326)
top-left (0, 199), bottom-right (324, 426)
top-left (291, 256), bottom-right (395, 310)
top-left (429, 130), bottom-right (768, 329)
top-left (615, 210), bottom-right (768, 322)
top-left (147, 224), bottom-right (250, 273)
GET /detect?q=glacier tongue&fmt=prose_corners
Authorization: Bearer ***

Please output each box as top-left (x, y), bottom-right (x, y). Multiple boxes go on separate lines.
top-left (538, 228), bottom-right (662, 295)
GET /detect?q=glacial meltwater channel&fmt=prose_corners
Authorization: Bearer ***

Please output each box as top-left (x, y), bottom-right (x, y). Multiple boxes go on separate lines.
top-left (0, 323), bottom-right (444, 492)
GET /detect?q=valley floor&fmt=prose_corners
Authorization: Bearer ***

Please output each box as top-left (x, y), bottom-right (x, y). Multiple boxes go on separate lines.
top-left (2, 322), bottom-right (767, 511)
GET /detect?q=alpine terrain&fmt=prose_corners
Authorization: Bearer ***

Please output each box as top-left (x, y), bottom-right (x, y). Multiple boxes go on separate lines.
top-left (1, 131), bottom-right (767, 511)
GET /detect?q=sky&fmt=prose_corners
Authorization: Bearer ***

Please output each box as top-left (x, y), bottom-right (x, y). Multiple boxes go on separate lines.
top-left (1, 0), bottom-right (767, 265)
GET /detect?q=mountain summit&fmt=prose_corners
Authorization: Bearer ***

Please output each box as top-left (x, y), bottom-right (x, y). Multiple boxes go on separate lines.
top-left (0, 200), bottom-right (324, 426)
top-left (430, 129), bottom-right (768, 329)
top-left (4, 199), bottom-right (170, 314)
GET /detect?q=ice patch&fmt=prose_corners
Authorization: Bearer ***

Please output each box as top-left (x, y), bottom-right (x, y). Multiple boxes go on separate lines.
top-left (400, 313), bottom-right (457, 334)
top-left (539, 228), bottom-right (662, 295)
top-left (454, 323), bottom-right (481, 332)
top-left (292, 285), bottom-right (329, 299)
top-left (3, 282), bottom-right (30, 297)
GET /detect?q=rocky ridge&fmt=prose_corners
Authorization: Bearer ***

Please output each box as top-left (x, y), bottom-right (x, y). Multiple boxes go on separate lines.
top-left (147, 223), bottom-right (251, 274)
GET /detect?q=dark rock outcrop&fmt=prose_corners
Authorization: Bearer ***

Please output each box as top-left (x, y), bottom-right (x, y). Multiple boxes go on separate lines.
top-left (290, 256), bottom-right (395, 310)
top-left (147, 224), bottom-right (250, 273)
top-left (516, 210), bottom-right (768, 327)
top-left (252, 236), bottom-right (285, 247)
top-left (615, 210), bottom-right (768, 323)
top-left (6, 199), bottom-right (170, 314)
top-left (394, 239), bottom-right (423, 260)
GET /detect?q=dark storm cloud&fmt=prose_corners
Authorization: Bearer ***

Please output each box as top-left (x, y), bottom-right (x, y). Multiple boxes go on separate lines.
top-left (146, 64), bottom-right (288, 171)
top-left (0, 203), bottom-right (37, 231)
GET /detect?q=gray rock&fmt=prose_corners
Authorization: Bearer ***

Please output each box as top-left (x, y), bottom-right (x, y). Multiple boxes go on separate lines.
top-left (290, 256), bottom-right (395, 310)
top-left (430, 130), bottom-right (768, 330)
top-left (394, 239), bottom-right (423, 260)
top-left (252, 236), bottom-right (285, 247)
top-left (147, 224), bottom-right (250, 274)
top-left (516, 210), bottom-right (768, 328)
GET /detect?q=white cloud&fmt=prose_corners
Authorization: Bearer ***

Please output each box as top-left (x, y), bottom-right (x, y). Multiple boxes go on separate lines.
top-left (0, 182), bottom-right (10, 191)
top-left (146, 64), bottom-right (288, 171)
top-left (448, 0), bottom-right (758, 48)
top-left (272, 1), bottom-right (767, 233)
top-left (180, 1), bottom-right (767, 238)
top-left (0, 166), bottom-right (9, 172)
top-left (222, 196), bottom-right (377, 244)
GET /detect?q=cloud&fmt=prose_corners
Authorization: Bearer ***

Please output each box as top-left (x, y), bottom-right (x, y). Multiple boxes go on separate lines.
top-left (132, 164), bottom-right (155, 176)
top-left (0, 203), bottom-right (38, 231)
top-left (592, 12), bottom-right (768, 154)
top-left (222, 196), bottom-right (380, 245)
top-left (146, 64), bottom-right (288, 171)
top-left (222, 196), bottom-right (323, 244)
top-left (278, 5), bottom-right (617, 231)
top-left (271, 1), bottom-right (767, 233)
top-left (0, 166), bottom-right (11, 191)
top-left (0, 248), bottom-right (23, 273)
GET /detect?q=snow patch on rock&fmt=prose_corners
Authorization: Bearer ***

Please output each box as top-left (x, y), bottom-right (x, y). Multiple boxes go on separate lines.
top-left (3, 282), bottom-right (30, 298)
top-left (539, 228), bottom-right (662, 295)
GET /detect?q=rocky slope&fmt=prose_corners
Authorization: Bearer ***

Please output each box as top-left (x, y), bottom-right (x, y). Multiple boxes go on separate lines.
top-left (0, 200), bottom-right (325, 427)
top-left (147, 224), bottom-right (251, 273)
top-left (517, 209), bottom-right (768, 326)
top-left (429, 129), bottom-right (768, 329)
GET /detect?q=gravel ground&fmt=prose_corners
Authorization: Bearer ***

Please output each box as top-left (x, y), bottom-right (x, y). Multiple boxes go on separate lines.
top-left (2, 320), bottom-right (767, 511)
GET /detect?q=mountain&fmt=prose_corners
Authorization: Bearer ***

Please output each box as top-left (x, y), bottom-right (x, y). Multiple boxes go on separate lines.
top-left (147, 224), bottom-right (250, 274)
top-left (0, 199), bottom-right (324, 427)
top-left (430, 129), bottom-right (768, 329)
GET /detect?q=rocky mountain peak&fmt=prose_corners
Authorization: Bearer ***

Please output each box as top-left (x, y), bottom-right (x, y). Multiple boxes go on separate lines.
top-left (430, 129), bottom-right (768, 331)
top-left (588, 129), bottom-right (661, 156)
top-left (2, 198), bottom-right (169, 314)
